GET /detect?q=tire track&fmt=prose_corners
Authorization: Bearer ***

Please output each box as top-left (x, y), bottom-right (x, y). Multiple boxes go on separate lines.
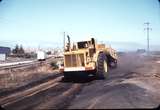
top-left (1, 76), bottom-right (83, 110)
top-left (0, 76), bottom-right (62, 107)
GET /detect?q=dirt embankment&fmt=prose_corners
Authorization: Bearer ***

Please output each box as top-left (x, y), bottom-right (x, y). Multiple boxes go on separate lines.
top-left (0, 62), bottom-right (58, 92)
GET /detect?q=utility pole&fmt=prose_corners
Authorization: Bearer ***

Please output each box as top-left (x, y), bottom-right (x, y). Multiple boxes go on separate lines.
top-left (63, 32), bottom-right (65, 51)
top-left (144, 22), bottom-right (152, 55)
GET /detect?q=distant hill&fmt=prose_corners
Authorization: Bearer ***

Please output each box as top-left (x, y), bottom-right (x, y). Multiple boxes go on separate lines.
top-left (104, 41), bottom-right (160, 52)
top-left (0, 40), bottom-right (159, 52)
top-left (0, 41), bottom-right (16, 49)
top-left (0, 40), bottom-right (63, 51)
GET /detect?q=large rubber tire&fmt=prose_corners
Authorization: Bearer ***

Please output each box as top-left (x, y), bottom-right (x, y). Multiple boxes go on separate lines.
top-left (96, 53), bottom-right (108, 79)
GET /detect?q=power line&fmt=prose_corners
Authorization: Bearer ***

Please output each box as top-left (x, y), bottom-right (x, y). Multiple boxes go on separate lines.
top-left (144, 22), bottom-right (152, 55)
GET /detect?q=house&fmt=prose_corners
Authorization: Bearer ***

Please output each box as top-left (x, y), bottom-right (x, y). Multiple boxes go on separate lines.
top-left (0, 46), bottom-right (11, 61)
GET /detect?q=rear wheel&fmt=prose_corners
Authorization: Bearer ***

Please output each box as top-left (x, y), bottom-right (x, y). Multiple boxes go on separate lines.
top-left (96, 53), bottom-right (108, 79)
top-left (110, 59), bottom-right (117, 68)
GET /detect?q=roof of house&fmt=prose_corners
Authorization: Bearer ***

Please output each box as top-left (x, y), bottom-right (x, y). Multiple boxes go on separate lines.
top-left (0, 46), bottom-right (11, 54)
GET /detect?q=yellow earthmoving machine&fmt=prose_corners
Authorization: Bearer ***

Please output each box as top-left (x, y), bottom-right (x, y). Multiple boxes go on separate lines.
top-left (59, 35), bottom-right (118, 79)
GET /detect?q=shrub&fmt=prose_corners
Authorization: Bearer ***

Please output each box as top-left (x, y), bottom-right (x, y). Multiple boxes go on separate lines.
top-left (50, 61), bottom-right (59, 69)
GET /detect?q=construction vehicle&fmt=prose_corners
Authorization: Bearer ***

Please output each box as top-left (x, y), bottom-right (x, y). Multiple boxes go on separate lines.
top-left (59, 35), bottom-right (118, 79)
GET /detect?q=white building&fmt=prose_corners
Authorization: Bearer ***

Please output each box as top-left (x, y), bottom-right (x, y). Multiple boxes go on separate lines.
top-left (0, 47), bottom-right (11, 61)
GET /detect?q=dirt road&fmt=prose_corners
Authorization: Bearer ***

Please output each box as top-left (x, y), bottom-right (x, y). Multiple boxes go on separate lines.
top-left (1, 52), bottom-right (160, 109)
top-left (68, 52), bottom-right (160, 109)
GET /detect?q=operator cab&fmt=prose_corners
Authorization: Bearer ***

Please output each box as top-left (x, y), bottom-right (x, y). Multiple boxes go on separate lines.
top-left (77, 38), bottom-right (95, 49)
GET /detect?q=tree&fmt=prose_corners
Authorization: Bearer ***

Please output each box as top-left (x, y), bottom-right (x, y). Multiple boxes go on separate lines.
top-left (46, 51), bottom-right (51, 55)
top-left (19, 45), bottom-right (25, 54)
top-left (12, 44), bottom-right (19, 54)
top-left (12, 44), bottom-right (25, 54)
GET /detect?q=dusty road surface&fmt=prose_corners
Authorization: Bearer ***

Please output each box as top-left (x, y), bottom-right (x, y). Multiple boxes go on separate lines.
top-left (0, 52), bottom-right (160, 109)
top-left (68, 52), bottom-right (160, 109)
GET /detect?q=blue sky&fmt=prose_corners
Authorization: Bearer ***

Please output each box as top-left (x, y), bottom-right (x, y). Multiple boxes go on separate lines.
top-left (0, 0), bottom-right (160, 51)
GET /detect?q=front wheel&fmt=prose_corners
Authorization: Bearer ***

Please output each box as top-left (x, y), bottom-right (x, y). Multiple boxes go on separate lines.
top-left (96, 53), bottom-right (108, 79)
